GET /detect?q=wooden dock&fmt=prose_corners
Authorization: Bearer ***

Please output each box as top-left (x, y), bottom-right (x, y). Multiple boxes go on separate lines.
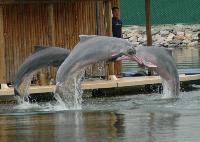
top-left (0, 74), bottom-right (200, 96)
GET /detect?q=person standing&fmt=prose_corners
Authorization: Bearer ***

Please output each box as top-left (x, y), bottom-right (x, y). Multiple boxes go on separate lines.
top-left (112, 7), bottom-right (122, 38)
top-left (112, 7), bottom-right (122, 77)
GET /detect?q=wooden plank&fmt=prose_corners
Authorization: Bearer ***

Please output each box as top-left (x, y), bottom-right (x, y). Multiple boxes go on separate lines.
top-left (0, 6), bottom-right (6, 83)
top-left (82, 80), bottom-right (117, 89)
top-left (117, 76), bottom-right (161, 87)
top-left (0, 74), bottom-right (200, 96)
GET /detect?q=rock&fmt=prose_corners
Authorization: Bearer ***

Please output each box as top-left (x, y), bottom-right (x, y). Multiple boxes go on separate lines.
top-left (182, 39), bottom-right (190, 44)
top-left (156, 37), bottom-right (165, 44)
top-left (185, 31), bottom-right (193, 39)
top-left (129, 36), bottom-right (138, 42)
top-left (122, 24), bottom-right (200, 47)
top-left (176, 31), bottom-right (185, 36)
top-left (160, 30), bottom-right (170, 37)
top-left (191, 34), bottom-right (199, 41)
top-left (132, 42), bottom-right (140, 46)
top-left (188, 41), bottom-right (198, 47)
top-left (138, 36), bottom-right (144, 42)
top-left (175, 35), bottom-right (185, 40)
top-left (152, 29), bottom-right (160, 35)
top-left (166, 33), bottom-right (175, 41)
top-left (192, 28), bottom-right (200, 32)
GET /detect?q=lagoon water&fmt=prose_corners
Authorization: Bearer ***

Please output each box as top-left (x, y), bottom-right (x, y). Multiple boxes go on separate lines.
top-left (1, 91), bottom-right (200, 142)
top-left (0, 48), bottom-right (200, 142)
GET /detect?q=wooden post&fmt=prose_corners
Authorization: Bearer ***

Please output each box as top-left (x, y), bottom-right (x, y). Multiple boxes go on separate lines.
top-left (105, 0), bottom-right (115, 78)
top-left (96, 1), bottom-right (100, 35)
top-left (0, 6), bottom-right (6, 83)
top-left (145, 0), bottom-right (153, 75)
top-left (47, 4), bottom-right (55, 80)
top-left (47, 4), bottom-right (55, 46)
top-left (145, 0), bottom-right (152, 46)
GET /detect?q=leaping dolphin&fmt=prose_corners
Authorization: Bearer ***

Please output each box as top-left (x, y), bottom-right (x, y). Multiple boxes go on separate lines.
top-left (131, 47), bottom-right (179, 97)
top-left (55, 35), bottom-right (136, 92)
top-left (14, 46), bottom-right (70, 99)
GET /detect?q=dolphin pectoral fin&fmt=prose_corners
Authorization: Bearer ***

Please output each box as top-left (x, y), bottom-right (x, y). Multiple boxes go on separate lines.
top-left (79, 35), bottom-right (97, 42)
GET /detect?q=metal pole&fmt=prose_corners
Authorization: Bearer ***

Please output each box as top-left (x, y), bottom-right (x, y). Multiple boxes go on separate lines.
top-left (145, 0), bottom-right (152, 46)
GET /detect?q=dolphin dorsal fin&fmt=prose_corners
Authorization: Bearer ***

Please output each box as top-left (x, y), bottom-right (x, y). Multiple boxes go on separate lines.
top-left (79, 35), bottom-right (97, 42)
top-left (33, 45), bottom-right (49, 52)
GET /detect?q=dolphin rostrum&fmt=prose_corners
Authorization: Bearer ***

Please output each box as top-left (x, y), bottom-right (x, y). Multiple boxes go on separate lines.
top-left (14, 46), bottom-right (70, 98)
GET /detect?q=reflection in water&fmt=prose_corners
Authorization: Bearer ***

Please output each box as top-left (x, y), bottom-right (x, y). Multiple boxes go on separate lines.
top-left (0, 111), bottom-right (123, 142)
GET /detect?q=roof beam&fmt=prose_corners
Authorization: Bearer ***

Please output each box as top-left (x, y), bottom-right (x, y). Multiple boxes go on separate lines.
top-left (0, 0), bottom-right (104, 5)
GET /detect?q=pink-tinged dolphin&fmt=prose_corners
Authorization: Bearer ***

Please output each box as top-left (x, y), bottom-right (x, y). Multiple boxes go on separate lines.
top-left (130, 47), bottom-right (179, 97)
top-left (55, 35), bottom-right (136, 92)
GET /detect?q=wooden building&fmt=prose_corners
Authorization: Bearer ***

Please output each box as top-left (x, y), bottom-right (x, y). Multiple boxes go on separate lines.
top-left (0, 0), bottom-right (119, 84)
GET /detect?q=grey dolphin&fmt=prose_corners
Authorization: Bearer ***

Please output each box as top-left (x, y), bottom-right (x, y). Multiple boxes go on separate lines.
top-left (14, 46), bottom-right (70, 97)
top-left (131, 47), bottom-right (179, 97)
top-left (55, 35), bottom-right (136, 91)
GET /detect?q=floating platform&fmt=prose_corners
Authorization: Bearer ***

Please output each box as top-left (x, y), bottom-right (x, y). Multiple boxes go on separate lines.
top-left (0, 74), bottom-right (200, 96)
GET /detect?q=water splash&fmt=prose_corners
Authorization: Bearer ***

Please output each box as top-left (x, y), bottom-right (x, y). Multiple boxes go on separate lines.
top-left (14, 69), bottom-right (84, 111)
top-left (16, 73), bottom-right (33, 104)
top-left (13, 101), bottom-right (72, 112)
top-left (161, 78), bottom-right (176, 99)
top-left (54, 69), bottom-right (85, 110)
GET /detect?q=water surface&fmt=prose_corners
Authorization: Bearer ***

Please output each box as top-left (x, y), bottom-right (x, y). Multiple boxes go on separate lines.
top-left (0, 90), bottom-right (200, 142)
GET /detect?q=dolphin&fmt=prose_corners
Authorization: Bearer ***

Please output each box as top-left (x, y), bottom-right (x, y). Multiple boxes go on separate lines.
top-left (55, 35), bottom-right (136, 92)
top-left (131, 47), bottom-right (180, 97)
top-left (119, 47), bottom-right (179, 97)
top-left (14, 46), bottom-right (70, 98)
